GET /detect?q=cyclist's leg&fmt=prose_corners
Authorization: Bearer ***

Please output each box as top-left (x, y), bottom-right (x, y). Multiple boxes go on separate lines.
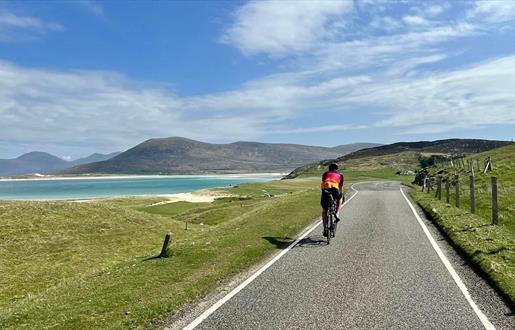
top-left (322, 208), bottom-right (328, 233)
top-left (321, 190), bottom-right (330, 236)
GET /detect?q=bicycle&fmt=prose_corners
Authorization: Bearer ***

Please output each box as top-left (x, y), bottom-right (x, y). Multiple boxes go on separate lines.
top-left (323, 192), bottom-right (338, 244)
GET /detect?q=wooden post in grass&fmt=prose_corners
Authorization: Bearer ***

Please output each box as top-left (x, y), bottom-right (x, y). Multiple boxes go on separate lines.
top-left (484, 157), bottom-right (492, 173)
top-left (455, 175), bottom-right (460, 208)
top-left (422, 177), bottom-right (427, 192)
top-left (160, 231), bottom-right (172, 258)
top-left (469, 175), bottom-right (476, 214)
top-left (492, 177), bottom-right (499, 225)
top-left (445, 178), bottom-right (450, 203)
top-left (476, 159), bottom-right (480, 172)
top-left (436, 176), bottom-right (442, 200)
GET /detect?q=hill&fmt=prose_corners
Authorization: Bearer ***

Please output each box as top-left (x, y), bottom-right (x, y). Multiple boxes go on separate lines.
top-left (331, 142), bottom-right (382, 154)
top-left (69, 152), bottom-right (122, 166)
top-left (285, 139), bottom-right (512, 179)
top-left (62, 137), bottom-right (364, 174)
top-left (0, 152), bottom-right (70, 176)
top-left (0, 151), bottom-right (121, 176)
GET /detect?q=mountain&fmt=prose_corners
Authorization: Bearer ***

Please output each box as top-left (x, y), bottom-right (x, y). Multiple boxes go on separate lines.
top-left (284, 139), bottom-right (513, 179)
top-left (333, 139), bottom-right (511, 159)
top-left (0, 152), bottom-right (70, 176)
top-left (69, 152), bottom-right (122, 166)
top-left (63, 137), bottom-right (377, 175)
top-left (0, 151), bottom-right (121, 176)
top-left (331, 143), bottom-right (382, 154)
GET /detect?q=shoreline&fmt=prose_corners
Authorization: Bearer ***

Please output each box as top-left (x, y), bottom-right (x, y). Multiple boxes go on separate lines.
top-left (0, 175), bottom-right (280, 202)
top-left (0, 173), bottom-right (285, 182)
top-left (69, 188), bottom-right (232, 204)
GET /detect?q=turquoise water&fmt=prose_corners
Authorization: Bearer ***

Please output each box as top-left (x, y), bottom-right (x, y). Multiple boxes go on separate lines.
top-left (0, 175), bottom-right (280, 200)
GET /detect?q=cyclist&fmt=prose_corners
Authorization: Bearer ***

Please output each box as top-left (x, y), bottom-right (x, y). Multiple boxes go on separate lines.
top-left (320, 163), bottom-right (344, 237)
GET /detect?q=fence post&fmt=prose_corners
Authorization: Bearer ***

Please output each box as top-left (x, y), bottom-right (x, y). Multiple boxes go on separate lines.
top-left (492, 177), bottom-right (498, 225)
top-left (476, 159), bottom-right (480, 172)
top-left (469, 175), bottom-right (475, 214)
top-left (422, 177), bottom-right (427, 192)
top-left (160, 231), bottom-right (172, 258)
top-left (455, 175), bottom-right (460, 208)
top-left (445, 177), bottom-right (450, 203)
top-left (436, 176), bottom-right (442, 200)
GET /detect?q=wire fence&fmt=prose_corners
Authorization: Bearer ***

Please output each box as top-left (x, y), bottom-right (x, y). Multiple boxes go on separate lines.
top-left (421, 156), bottom-right (514, 229)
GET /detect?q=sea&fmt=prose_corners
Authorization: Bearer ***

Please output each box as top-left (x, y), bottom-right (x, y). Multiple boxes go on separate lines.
top-left (0, 174), bottom-right (282, 200)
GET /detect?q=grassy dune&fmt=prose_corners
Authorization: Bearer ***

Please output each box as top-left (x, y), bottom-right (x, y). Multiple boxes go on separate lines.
top-left (0, 178), bottom-right (324, 329)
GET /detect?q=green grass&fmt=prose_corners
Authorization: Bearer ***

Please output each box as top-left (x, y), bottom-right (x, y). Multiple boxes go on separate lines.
top-left (411, 191), bottom-right (515, 304)
top-left (0, 177), bottom-right (325, 329)
top-left (411, 143), bottom-right (515, 304)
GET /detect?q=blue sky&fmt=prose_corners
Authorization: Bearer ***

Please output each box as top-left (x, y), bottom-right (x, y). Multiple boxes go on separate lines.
top-left (1, 0), bottom-right (515, 159)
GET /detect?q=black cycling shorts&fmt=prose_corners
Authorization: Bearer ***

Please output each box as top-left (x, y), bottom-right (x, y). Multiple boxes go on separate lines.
top-left (320, 188), bottom-right (342, 209)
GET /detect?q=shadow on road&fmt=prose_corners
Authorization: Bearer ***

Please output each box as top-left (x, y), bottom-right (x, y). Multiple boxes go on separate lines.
top-left (262, 236), bottom-right (294, 249)
top-left (296, 236), bottom-right (328, 248)
top-left (263, 235), bottom-right (329, 250)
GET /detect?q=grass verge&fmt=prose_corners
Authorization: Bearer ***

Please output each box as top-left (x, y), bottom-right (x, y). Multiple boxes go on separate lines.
top-left (410, 189), bottom-right (515, 306)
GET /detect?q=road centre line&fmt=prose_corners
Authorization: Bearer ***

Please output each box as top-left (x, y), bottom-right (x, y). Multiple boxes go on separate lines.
top-left (399, 188), bottom-right (495, 330)
top-left (182, 184), bottom-right (359, 329)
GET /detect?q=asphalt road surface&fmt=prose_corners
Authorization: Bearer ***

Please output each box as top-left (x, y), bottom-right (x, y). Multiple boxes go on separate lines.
top-left (180, 182), bottom-right (507, 329)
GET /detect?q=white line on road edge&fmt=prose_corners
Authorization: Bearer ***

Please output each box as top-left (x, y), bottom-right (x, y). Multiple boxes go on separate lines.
top-left (399, 188), bottom-right (495, 330)
top-left (182, 185), bottom-right (359, 330)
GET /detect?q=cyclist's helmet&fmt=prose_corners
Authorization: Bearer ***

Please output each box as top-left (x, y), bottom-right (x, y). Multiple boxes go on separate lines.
top-left (328, 163), bottom-right (338, 171)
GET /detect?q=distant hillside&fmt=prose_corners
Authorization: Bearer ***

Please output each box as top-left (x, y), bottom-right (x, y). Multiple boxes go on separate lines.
top-left (0, 152), bottom-right (69, 176)
top-left (331, 143), bottom-right (382, 154)
top-left (335, 139), bottom-right (511, 159)
top-left (63, 137), bottom-right (374, 175)
top-left (0, 151), bottom-right (121, 176)
top-left (69, 152), bottom-right (122, 167)
top-left (285, 139), bottom-right (512, 179)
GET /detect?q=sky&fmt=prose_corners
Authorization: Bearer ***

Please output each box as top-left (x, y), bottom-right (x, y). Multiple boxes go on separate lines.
top-left (1, 0), bottom-right (515, 160)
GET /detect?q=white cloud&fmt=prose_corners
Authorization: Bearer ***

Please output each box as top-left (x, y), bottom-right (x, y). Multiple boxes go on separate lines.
top-left (76, 0), bottom-right (104, 16)
top-left (369, 16), bottom-right (403, 32)
top-left (424, 4), bottom-right (448, 17)
top-left (220, 0), bottom-right (353, 57)
top-left (353, 56), bottom-right (515, 132)
top-left (468, 1), bottom-right (515, 24)
top-left (0, 10), bottom-right (63, 41)
top-left (402, 15), bottom-right (430, 26)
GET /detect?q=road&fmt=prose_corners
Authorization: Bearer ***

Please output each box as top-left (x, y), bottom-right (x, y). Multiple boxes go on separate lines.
top-left (181, 182), bottom-right (498, 329)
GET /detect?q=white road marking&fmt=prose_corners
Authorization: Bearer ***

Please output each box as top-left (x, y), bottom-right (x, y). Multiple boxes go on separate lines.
top-left (182, 185), bottom-right (359, 330)
top-left (400, 188), bottom-right (495, 330)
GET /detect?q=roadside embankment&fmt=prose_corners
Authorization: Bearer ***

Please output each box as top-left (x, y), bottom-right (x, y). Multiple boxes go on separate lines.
top-left (411, 190), bottom-right (515, 307)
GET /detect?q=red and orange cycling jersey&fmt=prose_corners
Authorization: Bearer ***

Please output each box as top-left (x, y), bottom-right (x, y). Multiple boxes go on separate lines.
top-left (320, 171), bottom-right (344, 190)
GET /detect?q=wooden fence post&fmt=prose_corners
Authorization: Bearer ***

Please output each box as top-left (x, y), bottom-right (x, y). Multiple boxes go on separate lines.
top-left (455, 175), bottom-right (460, 208)
top-left (445, 178), bottom-right (450, 203)
top-left (422, 177), bottom-right (427, 192)
top-left (160, 231), bottom-right (172, 258)
top-left (469, 175), bottom-right (475, 214)
top-left (492, 177), bottom-right (498, 225)
top-left (476, 159), bottom-right (480, 172)
top-left (436, 176), bottom-right (442, 200)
